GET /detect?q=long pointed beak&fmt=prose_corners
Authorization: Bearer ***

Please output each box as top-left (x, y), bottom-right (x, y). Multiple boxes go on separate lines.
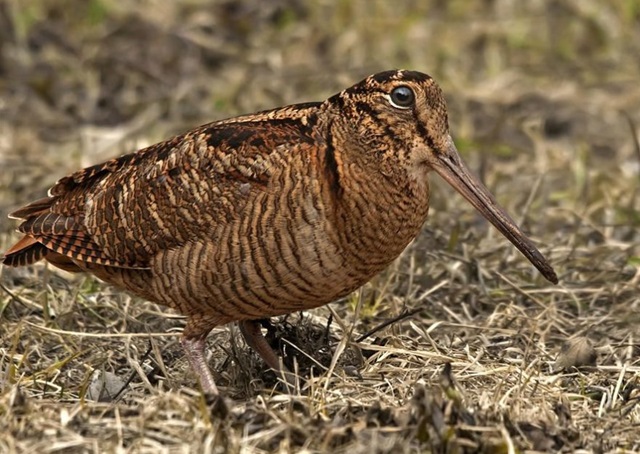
top-left (430, 138), bottom-right (558, 284)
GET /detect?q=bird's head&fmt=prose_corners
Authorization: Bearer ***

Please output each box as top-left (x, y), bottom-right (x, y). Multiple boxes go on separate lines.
top-left (330, 69), bottom-right (558, 284)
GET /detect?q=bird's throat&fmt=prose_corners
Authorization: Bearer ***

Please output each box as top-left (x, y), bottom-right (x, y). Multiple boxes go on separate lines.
top-left (328, 156), bottom-right (430, 270)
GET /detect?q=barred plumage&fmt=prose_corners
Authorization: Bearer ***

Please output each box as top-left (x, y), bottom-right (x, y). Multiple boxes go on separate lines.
top-left (2, 70), bottom-right (558, 398)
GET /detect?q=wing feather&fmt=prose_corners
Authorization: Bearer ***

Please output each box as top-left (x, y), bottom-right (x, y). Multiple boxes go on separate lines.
top-left (2, 102), bottom-right (321, 272)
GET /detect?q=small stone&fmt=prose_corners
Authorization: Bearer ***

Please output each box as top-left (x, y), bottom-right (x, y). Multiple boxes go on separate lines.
top-left (87, 369), bottom-right (126, 402)
top-left (343, 365), bottom-right (362, 379)
top-left (554, 336), bottom-right (597, 371)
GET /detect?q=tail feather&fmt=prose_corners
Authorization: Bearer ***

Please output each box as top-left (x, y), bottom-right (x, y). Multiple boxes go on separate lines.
top-left (4, 199), bottom-right (145, 269)
top-left (4, 166), bottom-right (149, 271)
top-left (2, 235), bottom-right (83, 272)
top-left (9, 196), bottom-right (58, 220)
top-left (2, 236), bottom-right (49, 267)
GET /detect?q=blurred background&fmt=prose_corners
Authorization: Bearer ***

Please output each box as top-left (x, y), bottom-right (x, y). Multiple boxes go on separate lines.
top-left (1, 1), bottom-right (639, 451)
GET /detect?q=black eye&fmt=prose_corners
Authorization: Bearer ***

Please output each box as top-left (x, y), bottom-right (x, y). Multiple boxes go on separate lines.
top-left (389, 86), bottom-right (415, 109)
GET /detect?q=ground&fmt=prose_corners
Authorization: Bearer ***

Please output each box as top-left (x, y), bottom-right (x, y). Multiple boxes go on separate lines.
top-left (1, 1), bottom-right (639, 452)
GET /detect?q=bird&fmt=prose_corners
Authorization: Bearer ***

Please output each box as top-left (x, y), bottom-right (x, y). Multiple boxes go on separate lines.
top-left (1, 70), bottom-right (558, 397)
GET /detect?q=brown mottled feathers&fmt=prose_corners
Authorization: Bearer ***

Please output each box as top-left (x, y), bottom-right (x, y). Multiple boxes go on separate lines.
top-left (3, 102), bottom-right (322, 272)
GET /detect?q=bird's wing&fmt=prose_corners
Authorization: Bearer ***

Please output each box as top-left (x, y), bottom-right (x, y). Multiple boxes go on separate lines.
top-left (3, 103), bottom-right (321, 270)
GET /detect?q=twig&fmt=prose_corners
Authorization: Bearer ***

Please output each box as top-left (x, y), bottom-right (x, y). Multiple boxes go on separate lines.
top-left (0, 280), bottom-right (31, 309)
top-left (22, 321), bottom-right (180, 338)
top-left (355, 307), bottom-right (422, 343)
top-left (114, 342), bottom-right (154, 401)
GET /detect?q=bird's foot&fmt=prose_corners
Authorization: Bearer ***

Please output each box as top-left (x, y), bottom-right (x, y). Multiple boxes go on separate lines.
top-left (239, 319), bottom-right (302, 394)
top-left (203, 391), bottom-right (231, 419)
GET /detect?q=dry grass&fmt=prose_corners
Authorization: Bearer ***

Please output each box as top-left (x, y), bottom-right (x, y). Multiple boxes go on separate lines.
top-left (1, 0), bottom-right (640, 452)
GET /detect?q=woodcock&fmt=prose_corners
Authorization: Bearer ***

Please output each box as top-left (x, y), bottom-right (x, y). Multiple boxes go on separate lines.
top-left (2, 70), bottom-right (558, 396)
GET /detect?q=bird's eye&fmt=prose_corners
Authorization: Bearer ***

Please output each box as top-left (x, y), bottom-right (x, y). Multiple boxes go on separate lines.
top-left (389, 86), bottom-right (415, 109)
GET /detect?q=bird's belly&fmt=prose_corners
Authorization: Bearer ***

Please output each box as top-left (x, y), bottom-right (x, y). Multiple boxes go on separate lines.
top-left (146, 207), bottom-right (361, 322)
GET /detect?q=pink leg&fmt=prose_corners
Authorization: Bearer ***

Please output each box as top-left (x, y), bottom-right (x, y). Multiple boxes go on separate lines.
top-left (180, 315), bottom-right (223, 395)
top-left (238, 319), bottom-right (296, 387)
top-left (180, 335), bottom-right (219, 395)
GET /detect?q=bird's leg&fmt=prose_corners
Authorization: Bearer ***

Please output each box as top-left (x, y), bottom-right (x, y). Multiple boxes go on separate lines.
top-left (181, 325), bottom-right (229, 417)
top-left (238, 319), bottom-right (296, 389)
top-left (180, 335), bottom-right (218, 395)
top-left (181, 317), bottom-right (219, 395)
